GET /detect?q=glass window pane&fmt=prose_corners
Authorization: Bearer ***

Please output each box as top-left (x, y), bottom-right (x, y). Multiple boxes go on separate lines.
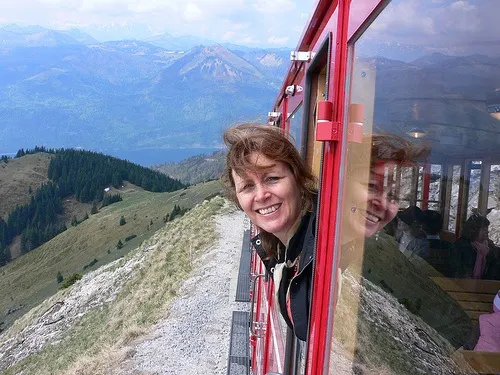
top-left (328, 0), bottom-right (500, 373)
top-left (289, 104), bottom-right (303, 151)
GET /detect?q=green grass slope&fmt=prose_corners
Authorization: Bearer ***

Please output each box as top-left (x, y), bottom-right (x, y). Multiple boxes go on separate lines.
top-left (0, 180), bottom-right (223, 329)
top-left (1, 196), bottom-right (232, 375)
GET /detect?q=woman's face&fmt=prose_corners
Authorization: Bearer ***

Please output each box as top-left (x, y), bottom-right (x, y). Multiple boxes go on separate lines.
top-left (343, 165), bottom-right (399, 240)
top-left (232, 152), bottom-right (302, 244)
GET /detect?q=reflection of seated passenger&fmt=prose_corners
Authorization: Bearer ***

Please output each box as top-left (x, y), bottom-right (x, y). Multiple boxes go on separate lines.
top-left (475, 291), bottom-right (500, 352)
top-left (422, 210), bottom-right (453, 276)
top-left (451, 213), bottom-right (500, 280)
top-left (397, 206), bottom-right (429, 258)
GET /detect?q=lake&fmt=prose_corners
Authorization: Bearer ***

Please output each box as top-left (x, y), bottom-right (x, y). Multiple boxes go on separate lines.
top-left (106, 148), bottom-right (222, 167)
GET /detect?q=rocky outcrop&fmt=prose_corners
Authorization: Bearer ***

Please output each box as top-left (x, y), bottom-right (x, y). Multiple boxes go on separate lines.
top-left (331, 233), bottom-right (475, 374)
top-left (333, 271), bottom-right (472, 375)
top-left (0, 243), bottom-right (149, 371)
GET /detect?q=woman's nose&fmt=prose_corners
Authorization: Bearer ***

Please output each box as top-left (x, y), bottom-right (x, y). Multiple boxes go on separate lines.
top-left (254, 184), bottom-right (270, 201)
top-left (371, 193), bottom-right (389, 210)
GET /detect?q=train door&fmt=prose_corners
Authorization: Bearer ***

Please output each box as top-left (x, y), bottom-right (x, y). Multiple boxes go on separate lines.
top-left (308, 0), bottom-right (500, 374)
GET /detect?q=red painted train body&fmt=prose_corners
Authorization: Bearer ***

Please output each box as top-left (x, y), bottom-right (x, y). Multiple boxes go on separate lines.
top-left (246, 0), bottom-right (500, 374)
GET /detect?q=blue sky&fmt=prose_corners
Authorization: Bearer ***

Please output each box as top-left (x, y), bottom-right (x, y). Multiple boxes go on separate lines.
top-left (0, 0), bottom-right (318, 47)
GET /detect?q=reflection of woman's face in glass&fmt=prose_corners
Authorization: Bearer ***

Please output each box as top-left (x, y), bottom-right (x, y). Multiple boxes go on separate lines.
top-left (344, 165), bottom-right (399, 241)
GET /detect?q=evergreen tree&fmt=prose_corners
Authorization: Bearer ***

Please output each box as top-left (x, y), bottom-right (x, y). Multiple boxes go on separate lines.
top-left (0, 244), bottom-right (9, 267)
top-left (119, 216), bottom-right (126, 226)
top-left (15, 149), bottom-right (26, 158)
top-left (116, 239), bottom-right (123, 249)
top-left (56, 271), bottom-right (64, 284)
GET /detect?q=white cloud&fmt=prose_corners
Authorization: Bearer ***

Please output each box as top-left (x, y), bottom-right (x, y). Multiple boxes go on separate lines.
top-left (0, 0), bottom-right (316, 47)
top-left (128, 1), bottom-right (171, 13)
top-left (238, 35), bottom-right (259, 45)
top-left (232, 23), bottom-right (250, 31)
top-left (450, 0), bottom-right (475, 11)
top-left (268, 36), bottom-right (289, 45)
top-left (183, 3), bottom-right (202, 22)
top-left (369, 0), bottom-right (437, 36)
top-left (222, 31), bottom-right (236, 40)
top-left (253, 0), bottom-right (296, 13)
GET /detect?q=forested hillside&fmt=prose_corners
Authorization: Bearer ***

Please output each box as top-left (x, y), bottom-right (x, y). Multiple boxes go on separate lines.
top-left (49, 149), bottom-right (185, 201)
top-left (153, 150), bottom-right (226, 185)
top-left (0, 148), bottom-right (186, 265)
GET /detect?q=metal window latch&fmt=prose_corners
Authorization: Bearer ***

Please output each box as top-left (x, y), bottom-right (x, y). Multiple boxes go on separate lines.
top-left (290, 51), bottom-right (314, 62)
top-left (285, 84), bottom-right (304, 97)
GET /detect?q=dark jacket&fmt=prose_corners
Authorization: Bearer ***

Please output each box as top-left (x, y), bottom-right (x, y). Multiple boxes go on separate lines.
top-left (250, 206), bottom-right (316, 341)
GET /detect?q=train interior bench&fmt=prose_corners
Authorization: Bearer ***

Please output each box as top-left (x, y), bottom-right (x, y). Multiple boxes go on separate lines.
top-left (431, 277), bottom-right (500, 374)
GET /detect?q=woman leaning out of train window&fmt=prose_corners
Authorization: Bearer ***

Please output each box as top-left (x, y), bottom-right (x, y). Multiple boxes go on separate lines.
top-left (221, 124), bottom-right (422, 341)
top-left (222, 124), bottom-right (316, 341)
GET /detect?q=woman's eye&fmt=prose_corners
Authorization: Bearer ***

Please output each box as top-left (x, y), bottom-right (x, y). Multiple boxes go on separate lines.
top-left (386, 191), bottom-right (399, 202)
top-left (266, 176), bottom-right (281, 183)
top-left (239, 183), bottom-right (254, 192)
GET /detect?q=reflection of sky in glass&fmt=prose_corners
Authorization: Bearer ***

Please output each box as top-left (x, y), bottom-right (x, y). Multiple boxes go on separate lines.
top-left (289, 105), bottom-right (303, 151)
top-left (355, 0), bottom-right (500, 59)
top-left (351, 0), bottom-right (500, 159)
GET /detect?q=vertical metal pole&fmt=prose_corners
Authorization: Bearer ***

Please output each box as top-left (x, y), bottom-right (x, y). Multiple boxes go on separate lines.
top-left (283, 328), bottom-right (296, 375)
top-left (422, 164), bottom-right (431, 210)
top-left (262, 279), bottom-right (274, 373)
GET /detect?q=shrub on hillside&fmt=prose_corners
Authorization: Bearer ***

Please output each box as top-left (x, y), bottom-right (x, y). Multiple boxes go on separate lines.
top-left (59, 273), bottom-right (82, 289)
top-left (83, 258), bottom-right (98, 270)
top-left (119, 216), bottom-right (126, 226)
top-left (56, 271), bottom-right (64, 284)
top-left (125, 234), bottom-right (137, 242)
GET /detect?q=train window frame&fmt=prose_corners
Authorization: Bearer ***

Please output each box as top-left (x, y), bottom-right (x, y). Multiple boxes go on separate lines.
top-left (302, 32), bottom-right (332, 174)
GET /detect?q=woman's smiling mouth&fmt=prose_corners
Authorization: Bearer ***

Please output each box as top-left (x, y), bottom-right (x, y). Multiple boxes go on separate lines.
top-left (256, 204), bottom-right (282, 215)
top-left (359, 210), bottom-right (381, 223)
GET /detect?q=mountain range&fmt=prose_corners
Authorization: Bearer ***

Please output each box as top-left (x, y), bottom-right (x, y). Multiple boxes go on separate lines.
top-left (0, 24), bottom-right (290, 153)
top-left (1, 23), bottom-right (499, 158)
